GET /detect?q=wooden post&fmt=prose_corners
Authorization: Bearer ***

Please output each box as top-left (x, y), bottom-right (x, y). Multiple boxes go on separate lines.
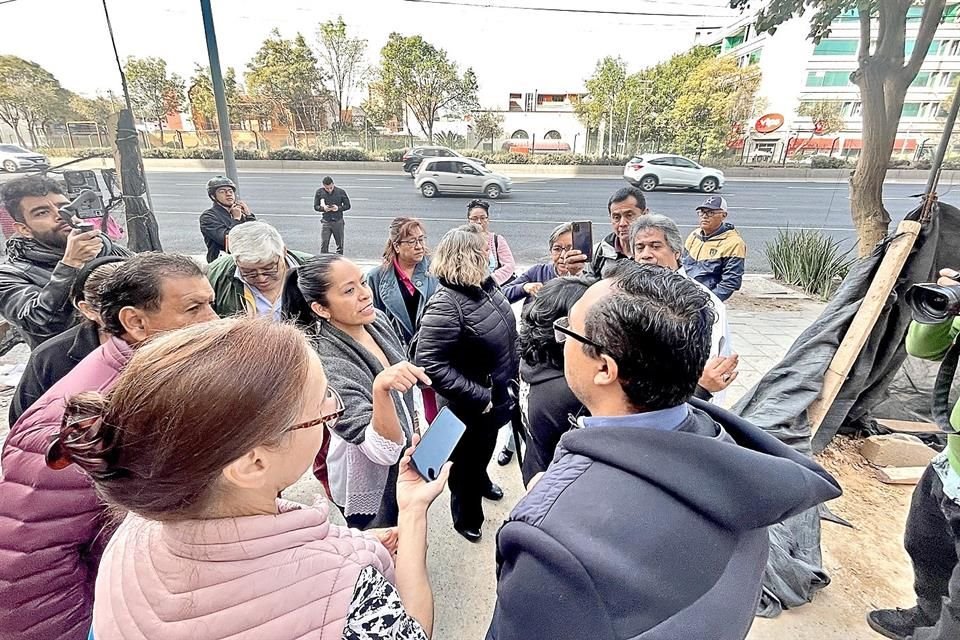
top-left (808, 219), bottom-right (922, 434)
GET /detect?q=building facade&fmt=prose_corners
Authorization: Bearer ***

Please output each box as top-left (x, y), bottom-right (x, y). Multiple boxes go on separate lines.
top-left (705, 4), bottom-right (960, 162)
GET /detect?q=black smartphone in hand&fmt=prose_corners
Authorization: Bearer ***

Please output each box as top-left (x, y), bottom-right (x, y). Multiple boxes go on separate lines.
top-left (572, 220), bottom-right (593, 261)
top-left (411, 407), bottom-right (466, 482)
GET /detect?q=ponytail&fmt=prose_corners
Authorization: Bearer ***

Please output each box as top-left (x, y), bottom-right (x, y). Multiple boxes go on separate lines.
top-left (46, 392), bottom-right (121, 481)
top-left (281, 267), bottom-right (316, 329)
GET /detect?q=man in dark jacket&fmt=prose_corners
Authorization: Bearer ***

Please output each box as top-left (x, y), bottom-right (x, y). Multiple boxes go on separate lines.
top-left (314, 175), bottom-right (351, 254)
top-left (589, 186), bottom-right (649, 278)
top-left (486, 262), bottom-right (841, 640)
top-left (682, 195), bottom-right (746, 301)
top-left (0, 176), bottom-right (130, 349)
top-left (199, 176), bottom-right (256, 263)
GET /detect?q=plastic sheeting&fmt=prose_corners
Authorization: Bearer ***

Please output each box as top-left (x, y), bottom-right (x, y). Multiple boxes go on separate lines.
top-left (733, 201), bottom-right (960, 617)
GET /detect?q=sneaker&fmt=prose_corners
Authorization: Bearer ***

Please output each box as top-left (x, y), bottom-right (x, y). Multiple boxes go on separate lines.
top-left (866, 607), bottom-right (936, 640)
top-left (497, 447), bottom-right (514, 466)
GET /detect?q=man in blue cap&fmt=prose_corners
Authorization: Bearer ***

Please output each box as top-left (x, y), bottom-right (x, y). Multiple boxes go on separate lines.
top-left (682, 195), bottom-right (746, 301)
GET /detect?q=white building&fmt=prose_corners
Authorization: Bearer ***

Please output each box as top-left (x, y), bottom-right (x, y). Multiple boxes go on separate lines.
top-left (704, 3), bottom-right (960, 161)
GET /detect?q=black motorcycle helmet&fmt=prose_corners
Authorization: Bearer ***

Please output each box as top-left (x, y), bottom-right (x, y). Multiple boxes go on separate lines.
top-left (206, 176), bottom-right (237, 201)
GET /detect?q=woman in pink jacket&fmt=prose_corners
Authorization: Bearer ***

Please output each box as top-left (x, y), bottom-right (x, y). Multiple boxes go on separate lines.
top-left (51, 317), bottom-right (449, 639)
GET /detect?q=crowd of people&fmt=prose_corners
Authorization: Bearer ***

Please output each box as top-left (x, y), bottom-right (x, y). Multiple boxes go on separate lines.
top-left (16, 168), bottom-right (955, 639)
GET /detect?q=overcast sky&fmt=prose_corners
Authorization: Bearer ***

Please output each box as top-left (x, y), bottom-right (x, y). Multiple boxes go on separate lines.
top-left (2, 0), bottom-right (741, 108)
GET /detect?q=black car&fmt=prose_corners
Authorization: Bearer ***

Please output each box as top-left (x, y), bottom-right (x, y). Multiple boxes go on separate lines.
top-left (401, 146), bottom-right (485, 175)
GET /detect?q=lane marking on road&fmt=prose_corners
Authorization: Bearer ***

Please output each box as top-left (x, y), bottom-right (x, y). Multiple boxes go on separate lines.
top-left (663, 192), bottom-right (737, 197)
top-left (511, 189), bottom-right (559, 193)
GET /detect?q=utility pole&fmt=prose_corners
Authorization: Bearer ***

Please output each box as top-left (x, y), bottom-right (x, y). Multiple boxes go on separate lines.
top-left (924, 77), bottom-right (960, 198)
top-left (200, 0), bottom-right (238, 186)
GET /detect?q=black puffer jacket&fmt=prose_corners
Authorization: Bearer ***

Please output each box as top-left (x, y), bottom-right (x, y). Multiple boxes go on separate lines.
top-left (415, 277), bottom-right (519, 424)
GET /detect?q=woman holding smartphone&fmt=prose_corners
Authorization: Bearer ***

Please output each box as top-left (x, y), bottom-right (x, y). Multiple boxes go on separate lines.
top-left (55, 318), bottom-right (448, 639)
top-left (414, 224), bottom-right (519, 542)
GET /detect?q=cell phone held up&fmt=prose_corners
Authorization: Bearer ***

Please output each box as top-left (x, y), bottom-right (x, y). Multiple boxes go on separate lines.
top-left (410, 407), bottom-right (466, 482)
top-left (571, 220), bottom-right (593, 262)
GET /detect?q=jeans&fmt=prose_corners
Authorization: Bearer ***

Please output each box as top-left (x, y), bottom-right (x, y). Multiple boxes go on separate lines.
top-left (905, 464), bottom-right (960, 640)
top-left (321, 219), bottom-right (345, 254)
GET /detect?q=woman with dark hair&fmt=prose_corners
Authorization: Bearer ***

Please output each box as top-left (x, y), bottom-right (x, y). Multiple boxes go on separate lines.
top-left (467, 199), bottom-right (516, 285)
top-left (283, 255), bottom-right (429, 529)
top-left (502, 223), bottom-right (587, 304)
top-left (366, 217), bottom-right (438, 346)
top-left (9, 256), bottom-right (125, 425)
top-left (56, 318), bottom-right (448, 639)
top-left (414, 224), bottom-right (519, 542)
top-left (517, 276), bottom-right (590, 486)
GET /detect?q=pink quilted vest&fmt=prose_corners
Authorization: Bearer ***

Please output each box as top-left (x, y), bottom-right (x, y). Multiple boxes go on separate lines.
top-left (92, 499), bottom-right (395, 639)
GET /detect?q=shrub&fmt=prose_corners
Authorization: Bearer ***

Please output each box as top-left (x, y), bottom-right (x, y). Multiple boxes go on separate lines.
top-left (234, 148), bottom-right (264, 160)
top-left (912, 159), bottom-right (932, 171)
top-left (888, 158), bottom-right (910, 169)
top-left (434, 131), bottom-right (466, 148)
top-left (810, 155), bottom-right (849, 169)
top-left (142, 147), bottom-right (179, 159)
top-left (318, 147), bottom-right (371, 161)
top-left (385, 149), bottom-right (406, 162)
top-left (765, 228), bottom-right (854, 300)
top-left (191, 147), bottom-right (223, 159)
top-left (942, 159), bottom-right (960, 170)
top-left (267, 147), bottom-right (311, 161)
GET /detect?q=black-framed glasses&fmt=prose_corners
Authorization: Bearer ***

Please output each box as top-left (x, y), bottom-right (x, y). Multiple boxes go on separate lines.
top-left (286, 387), bottom-right (345, 432)
top-left (397, 236), bottom-right (428, 247)
top-left (696, 209), bottom-right (724, 218)
top-left (553, 316), bottom-right (604, 350)
top-left (468, 214), bottom-right (489, 223)
top-left (238, 256), bottom-right (282, 280)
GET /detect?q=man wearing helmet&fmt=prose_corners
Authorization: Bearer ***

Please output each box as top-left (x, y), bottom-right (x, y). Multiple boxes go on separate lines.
top-left (199, 176), bottom-right (256, 263)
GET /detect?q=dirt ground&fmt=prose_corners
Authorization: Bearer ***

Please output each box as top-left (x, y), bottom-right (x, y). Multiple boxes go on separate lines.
top-left (748, 438), bottom-right (917, 639)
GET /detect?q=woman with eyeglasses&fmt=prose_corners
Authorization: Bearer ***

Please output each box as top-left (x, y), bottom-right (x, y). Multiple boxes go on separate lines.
top-left (284, 255), bottom-right (428, 530)
top-left (414, 224), bottom-right (519, 542)
top-left (367, 217), bottom-right (439, 347)
top-left (467, 199), bottom-right (516, 286)
top-left (56, 318), bottom-right (447, 639)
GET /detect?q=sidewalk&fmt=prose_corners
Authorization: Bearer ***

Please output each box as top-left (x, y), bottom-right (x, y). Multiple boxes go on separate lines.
top-left (0, 277), bottom-right (915, 639)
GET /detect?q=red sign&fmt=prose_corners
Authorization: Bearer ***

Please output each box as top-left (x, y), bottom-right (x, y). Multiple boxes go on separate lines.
top-left (813, 120), bottom-right (825, 135)
top-left (754, 113), bottom-right (785, 134)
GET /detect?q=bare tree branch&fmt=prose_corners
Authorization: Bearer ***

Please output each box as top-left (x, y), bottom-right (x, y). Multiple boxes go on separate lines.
top-left (857, 1), bottom-right (872, 62)
top-left (903, 0), bottom-right (946, 82)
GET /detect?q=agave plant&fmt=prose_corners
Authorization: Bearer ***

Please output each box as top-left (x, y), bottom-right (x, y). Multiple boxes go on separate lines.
top-left (766, 228), bottom-right (854, 300)
top-left (434, 130), bottom-right (466, 149)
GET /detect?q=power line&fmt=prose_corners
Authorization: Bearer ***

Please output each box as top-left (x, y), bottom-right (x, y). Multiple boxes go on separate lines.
top-left (402, 0), bottom-right (734, 19)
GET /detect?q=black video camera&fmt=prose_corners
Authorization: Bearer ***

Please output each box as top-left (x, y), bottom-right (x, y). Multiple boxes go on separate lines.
top-left (906, 283), bottom-right (960, 324)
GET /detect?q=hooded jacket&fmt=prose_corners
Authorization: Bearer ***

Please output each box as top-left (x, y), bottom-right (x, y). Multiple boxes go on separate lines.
top-left (0, 236), bottom-right (129, 349)
top-left (199, 202), bottom-right (256, 263)
top-left (682, 222), bottom-right (746, 301)
top-left (0, 336), bottom-right (133, 640)
top-left (486, 399), bottom-right (841, 640)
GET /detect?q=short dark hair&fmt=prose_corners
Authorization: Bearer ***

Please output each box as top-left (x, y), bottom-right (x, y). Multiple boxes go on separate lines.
top-left (607, 186), bottom-right (647, 214)
top-left (520, 276), bottom-right (592, 369)
top-left (322, 176), bottom-right (334, 186)
top-left (99, 253), bottom-right (204, 337)
top-left (583, 262), bottom-right (714, 410)
top-left (0, 175), bottom-right (64, 223)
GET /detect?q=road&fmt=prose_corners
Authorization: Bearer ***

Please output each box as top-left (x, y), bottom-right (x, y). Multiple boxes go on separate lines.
top-left (144, 171), bottom-right (934, 271)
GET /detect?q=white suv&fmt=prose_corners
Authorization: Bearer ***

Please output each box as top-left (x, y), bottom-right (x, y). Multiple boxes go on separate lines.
top-left (623, 153), bottom-right (724, 193)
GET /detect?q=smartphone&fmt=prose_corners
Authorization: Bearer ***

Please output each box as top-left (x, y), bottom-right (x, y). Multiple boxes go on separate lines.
top-left (410, 407), bottom-right (466, 482)
top-left (571, 220), bottom-right (593, 261)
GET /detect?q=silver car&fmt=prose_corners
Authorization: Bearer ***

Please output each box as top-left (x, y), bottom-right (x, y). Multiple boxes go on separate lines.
top-left (415, 157), bottom-right (512, 199)
top-left (623, 153), bottom-right (724, 193)
top-left (0, 144), bottom-right (50, 173)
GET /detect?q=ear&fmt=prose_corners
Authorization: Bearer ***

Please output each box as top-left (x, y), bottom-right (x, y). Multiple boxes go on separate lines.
top-left (13, 221), bottom-right (32, 238)
top-left (76, 300), bottom-right (100, 323)
top-left (117, 306), bottom-right (150, 343)
top-left (593, 353), bottom-right (620, 389)
top-left (221, 446), bottom-right (271, 491)
top-left (309, 301), bottom-right (330, 320)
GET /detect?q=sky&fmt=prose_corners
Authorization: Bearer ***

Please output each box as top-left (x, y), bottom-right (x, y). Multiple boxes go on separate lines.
top-left (0, 0), bottom-right (740, 108)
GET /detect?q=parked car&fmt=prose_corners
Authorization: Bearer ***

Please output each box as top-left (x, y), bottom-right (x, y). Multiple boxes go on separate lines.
top-left (0, 144), bottom-right (49, 173)
top-left (623, 153), bottom-right (724, 193)
top-left (415, 157), bottom-right (511, 199)
top-left (401, 146), bottom-right (485, 175)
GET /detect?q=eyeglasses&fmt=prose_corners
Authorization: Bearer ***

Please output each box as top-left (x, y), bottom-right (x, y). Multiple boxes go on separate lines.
top-left (697, 209), bottom-right (724, 218)
top-left (468, 215), bottom-right (489, 223)
top-left (397, 236), bottom-right (428, 247)
top-left (550, 244), bottom-right (573, 254)
top-left (238, 257), bottom-right (282, 280)
top-left (285, 386), bottom-right (345, 432)
top-left (553, 316), bottom-right (605, 350)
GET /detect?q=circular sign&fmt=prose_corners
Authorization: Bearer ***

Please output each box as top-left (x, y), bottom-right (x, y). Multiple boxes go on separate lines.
top-left (755, 113), bottom-right (785, 134)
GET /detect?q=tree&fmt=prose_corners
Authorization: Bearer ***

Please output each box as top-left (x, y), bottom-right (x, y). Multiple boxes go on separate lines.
top-left (575, 56), bottom-right (629, 154)
top-left (375, 33), bottom-right (478, 140)
top-left (316, 17), bottom-right (367, 138)
top-left (246, 29), bottom-right (326, 130)
top-left (732, 0), bottom-right (948, 255)
top-left (0, 56), bottom-right (65, 147)
top-left (68, 93), bottom-right (124, 126)
top-left (124, 56), bottom-right (185, 144)
top-left (188, 64), bottom-right (241, 130)
top-left (470, 110), bottom-right (504, 148)
top-left (797, 100), bottom-right (845, 136)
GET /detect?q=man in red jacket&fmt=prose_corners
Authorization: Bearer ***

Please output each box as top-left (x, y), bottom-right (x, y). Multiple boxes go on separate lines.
top-left (0, 252), bottom-right (217, 640)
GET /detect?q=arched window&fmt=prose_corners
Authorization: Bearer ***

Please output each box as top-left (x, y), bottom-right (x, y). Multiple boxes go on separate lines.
top-left (510, 129), bottom-right (529, 139)
top-left (544, 130), bottom-right (562, 140)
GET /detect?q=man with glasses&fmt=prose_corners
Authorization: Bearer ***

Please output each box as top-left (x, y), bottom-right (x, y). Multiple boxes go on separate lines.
top-left (589, 186), bottom-right (649, 278)
top-left (486, 262), bottom-right (841, 640)
top-left (207, 221), bottom-right (312, 319)
top-left (682, 195), bottom-right (746, 301)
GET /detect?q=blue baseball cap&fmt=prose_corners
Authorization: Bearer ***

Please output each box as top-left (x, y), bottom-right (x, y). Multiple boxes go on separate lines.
top-left (696, 195), bottom-right (727, 211)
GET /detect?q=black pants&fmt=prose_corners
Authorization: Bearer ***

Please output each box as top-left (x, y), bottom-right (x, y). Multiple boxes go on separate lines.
top-left (448, 410), bottom-right (499, 531)
top-left (321, 219), bottom-right (345, 254)
top-left (905, 463), bottom-right (960, 640)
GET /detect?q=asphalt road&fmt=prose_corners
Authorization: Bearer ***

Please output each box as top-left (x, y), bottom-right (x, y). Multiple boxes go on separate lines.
top-left (138, 170), bottom-right (935, 272)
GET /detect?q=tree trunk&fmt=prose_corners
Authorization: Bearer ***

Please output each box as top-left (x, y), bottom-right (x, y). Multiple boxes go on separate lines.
top-left (158, 118), bottom-right (165, 145)
top-left (849, 65), bottom-right (905, 256)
